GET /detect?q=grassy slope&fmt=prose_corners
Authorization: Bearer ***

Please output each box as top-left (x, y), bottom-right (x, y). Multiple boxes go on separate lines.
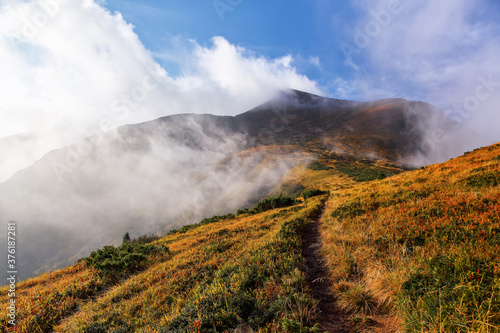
top-left (0, 193), bottom-right (328, 332)
top-left (1, 143), bottom-right (499, 332)
top-left (320, 143), bottom-right (500, 332)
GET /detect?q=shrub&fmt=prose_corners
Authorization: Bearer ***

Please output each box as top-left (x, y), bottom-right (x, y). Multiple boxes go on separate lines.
top-left (302, 189), bottom-right (329, 200)
top-left (252, 194), bottom-right (298, 213)
top-left (237, 194), bottom-right (299, 216)
top-left (237, 208), bottom-right (251, 215)
top-left (122, 232), bottom-right (131, 244)
top-left (307, 161), bottom-right (333, 171)
top-left (85, 242), bottom-right (169, 277)
top-left (335, 162), bottom-right (396, 181)
top-left (130, 233), bottom-right (160, 244)
top-left (168, 213), bottom-right (236, 235)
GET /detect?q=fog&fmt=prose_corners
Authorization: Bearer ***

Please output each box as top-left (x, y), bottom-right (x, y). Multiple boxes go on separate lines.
top-left (0, 114), bottom-right (305, 279)
top-left (0, 0), bottom-right (320, 182)
top-left (333, 0), bottom-right (500, 163)
top-left (402, 101), bottom-right (493, 167)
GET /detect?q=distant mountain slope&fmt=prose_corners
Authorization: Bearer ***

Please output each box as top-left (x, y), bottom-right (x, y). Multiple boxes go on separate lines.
top-left (0, 90), bottom-right (491, 280)
top-left (236, 90), bottom-right (489, 163)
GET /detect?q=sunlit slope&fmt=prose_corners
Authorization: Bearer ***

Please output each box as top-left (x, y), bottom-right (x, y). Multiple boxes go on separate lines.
top-left (0, 142), bottom-right (306, 281)
top-left (0, 193), bottom-right (328, 332)
top-left (2, 141), bottom-right (498, 332)
top-left (320, 143), bottom-right (500, 331)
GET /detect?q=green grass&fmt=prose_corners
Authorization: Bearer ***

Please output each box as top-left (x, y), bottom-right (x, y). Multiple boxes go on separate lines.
top-left (85, 242), bottom-right (169, 278)
top-left (307, 161), bottom-right (333, 171)
top-left (463, 170), bottom-right (500, 188)
top-left (237, 194), bottom-right (299, 215)
top-left (302, 189), bottom-right (329, 200)
top-left (335, 162), bottom-right (397, 181)
top-left (168, 213), bottom-right (236, 235)
top-left (400, 255), bottom-right (500, 332)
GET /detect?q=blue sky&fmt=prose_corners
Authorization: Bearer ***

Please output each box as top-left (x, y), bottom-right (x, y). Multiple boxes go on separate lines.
top-left (103, 0), bottom-right (356, 88)
top-left (101, 0), bottom-right (500, 104)
top-left (0, 0), bottom-right (499, 180)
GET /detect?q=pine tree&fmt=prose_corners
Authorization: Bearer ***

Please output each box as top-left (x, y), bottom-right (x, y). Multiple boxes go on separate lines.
top-left (122, 232), bottom-right (131, 244)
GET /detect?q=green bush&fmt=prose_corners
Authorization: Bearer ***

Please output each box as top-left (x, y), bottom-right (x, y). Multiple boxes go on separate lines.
top-left (307, 161), bottom-right (333, 171)
top-left (302, 189), bottom-right (329, 200)
top-left (252, 194), bottom-right (298, 213)
top-left (122, 232), bottom-right (131, 244)
top-left (168, 213), bottom-right (235, 235)
top-left (336, 162), bottom-right (396, 181)
top-left (237, 194), bottom-right (299, 216)
top-left (129, 233), bottom-right (160, 244)
top-left (237, 208), bottom-right (251, 215)
top-left (85, 242), bottom-right (169, 277)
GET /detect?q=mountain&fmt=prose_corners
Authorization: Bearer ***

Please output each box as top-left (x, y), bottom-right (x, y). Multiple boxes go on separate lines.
top-left (1, 142), bottom-right (498, 332)
top-left (0, 90), bottom-right (491, 281)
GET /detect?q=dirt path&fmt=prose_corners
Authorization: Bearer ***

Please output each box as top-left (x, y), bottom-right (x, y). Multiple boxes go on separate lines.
top-left (302, 207), bottom-right (353, 333)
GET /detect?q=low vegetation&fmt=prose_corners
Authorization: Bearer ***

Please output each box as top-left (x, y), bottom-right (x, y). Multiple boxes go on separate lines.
top-left (320, 143), bottom-right (500, 332)
top-left (168, 213), bottom-right (236, 235)
top-left (335, 161), bottom-right (398, 181)
top-left (302, 189), bottom-right (329, 200)
top-left (85, 236), bottom-right (169, 279)
top-left (237, 194), bottom-right (298, 215)
top-left (307, 161), bottom-right (333, 171)
top-left (0, 193), bottom-right (327, 332)
top-left (1, 143), bottom-right (499, 332)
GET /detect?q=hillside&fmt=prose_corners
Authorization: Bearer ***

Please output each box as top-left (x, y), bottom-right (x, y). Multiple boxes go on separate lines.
top-left (0, 90), bottom-right (491, 281)
top-left (1, 142), bottom-right (499, 332)
top-left (320, 142), bottom-right (500, 332)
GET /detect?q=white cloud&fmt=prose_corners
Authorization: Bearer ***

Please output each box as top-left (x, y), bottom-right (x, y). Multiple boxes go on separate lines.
top-left (0, 0), bottom-right (320, 181)
top-left (309, 56), bottom-right (321, 68)
top-left (342, 0), bottom-right (500, 139)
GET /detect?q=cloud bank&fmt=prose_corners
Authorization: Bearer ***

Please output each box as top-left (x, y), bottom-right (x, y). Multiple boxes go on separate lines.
top-left (0, 113), bottom-right (305, 279)
top-left (0, 0), bottom-right (320, 181)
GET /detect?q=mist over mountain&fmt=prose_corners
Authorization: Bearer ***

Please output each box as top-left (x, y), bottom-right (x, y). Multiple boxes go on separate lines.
top-left (0, 90), bottom-right (492, 280)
